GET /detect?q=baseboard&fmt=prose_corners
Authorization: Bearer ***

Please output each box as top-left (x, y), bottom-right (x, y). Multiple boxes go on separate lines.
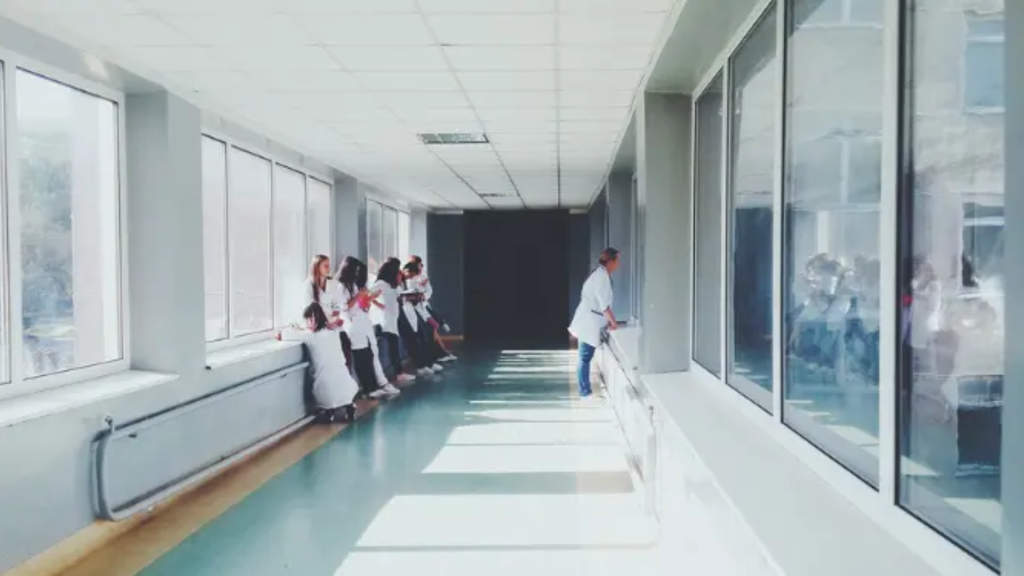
top-left (440, 334), bottom-right (464, 344)
top-left (2, 400), bottom-right (380, 576)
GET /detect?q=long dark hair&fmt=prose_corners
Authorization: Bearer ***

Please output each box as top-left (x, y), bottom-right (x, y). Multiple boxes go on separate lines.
top-left (303, 302), bottom-right (329, 331)
top-left (378, 258), bottom-right (402, 289)
top-left (309, 254), bottom-right (330, 303)
top-left (338, 256), bottom-right (368, 294)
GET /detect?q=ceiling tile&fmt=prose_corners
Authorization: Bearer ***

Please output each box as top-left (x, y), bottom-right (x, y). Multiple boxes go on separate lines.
top-left (445, 46), bottom-right (556, 71)
top-left (419, 0), bottom-right (555, 12)
top-left (559, 107), bottom-right (631, 121)
top-left (379, 91), bottom-right (471, 109)
top-left (169, 70), bottom-right (255, 93)
top-left (217, 46), bottom-right (340, 70)
top-left (468, 91), bottom-right (556, 108)
top-left (297, 15), bottom-right (434, 46)
top-left (256, 70), bottom-right (363, 91)
top-left (394, 107), bottom-right (479, 123)
top-left (482, 120), bottom-right (557, 134)
top-left (560, 120), bottom-right (623, 133)
top-left (428, 15), bottom-right (555, 45)
top-left (489, 132), bottom-right (557, 145)
top-left (329, 47), bottom-right (449, 71)
top-left (558, 46), bottom-right (653, 70)
top-left (560, 90), bottom-right (636, 107)
top-left (313, 107), bottom-right (396, 122)
top-left (456, 71), bottom-right (557, 91)
top-left (356, 71), bottom-right (460, 92)
top-left (63, 14), bottom-right (192, 47)
top-left (286, 0), bottom-right (418, 13)
top-left (11, 0), bottom-right (141, 14)
top-left (559, 70), bottom-right (644, 91)
top-left (128, 46), bottom-right (236, 71)
top-left (283, 91), bottom-right (382, 110)
top-left (476, 107), bottom-right (558, 122)
top-left (560, 14), bottom-right (666, 45)
top-left (134, 0), bottom-right (279, 14)
top-left (166, 15), bottom-right (312, 46)
top-left (559, 0), bottom-right (674, 12)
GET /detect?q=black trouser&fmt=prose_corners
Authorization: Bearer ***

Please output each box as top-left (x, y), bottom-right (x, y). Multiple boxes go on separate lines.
top-left (382, 331), bottom-right (404, 377)
top-left (418, 315), bottom-right (448, 359)
top-left (351, 347), bottom-right (381, 394)
top-left (339, 332), bottom-right (353, 373)
top-left (399, 313), bottom-right (435, 368)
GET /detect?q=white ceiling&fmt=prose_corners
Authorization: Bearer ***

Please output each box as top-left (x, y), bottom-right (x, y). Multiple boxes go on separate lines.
top-left (0, 0), bottom-right (677, 209)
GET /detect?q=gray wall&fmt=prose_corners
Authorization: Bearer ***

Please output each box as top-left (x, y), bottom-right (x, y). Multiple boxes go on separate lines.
top-left (334, 174), bottom-right (364, 263)
top-left (607, 171), bottom-right (634, 319)
top-left (426, 213), bottom-right (465, 335)
top-left (569, 213), bottom-right (591, 317)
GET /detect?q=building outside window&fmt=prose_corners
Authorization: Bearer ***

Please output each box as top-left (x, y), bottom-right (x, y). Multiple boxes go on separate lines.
top-left (273, 165), bottom-right (307, 328)
top-left (307, 178), bottom-right (332, 259)
top-left (201, 136), bottom-right (228, 342)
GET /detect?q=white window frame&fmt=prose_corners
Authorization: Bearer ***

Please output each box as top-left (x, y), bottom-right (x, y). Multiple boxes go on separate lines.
top-left (962, 12), bottom-right (1005, 115)
top-left (685, 0), bottom-right (996, 574)
top-left (0, 49), bottom-right (130, 401)
top-left (365, 196), bottom-right (412, 264)
top-left (203, 129), bottom-right (333, 352)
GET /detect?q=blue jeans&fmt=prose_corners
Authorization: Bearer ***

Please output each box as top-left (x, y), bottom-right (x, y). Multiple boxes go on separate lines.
top-left (577, 342), bottom-right (596, 397)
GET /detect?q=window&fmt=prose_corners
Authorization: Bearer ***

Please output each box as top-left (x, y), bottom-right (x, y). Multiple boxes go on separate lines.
top-left (782, 0), bottom-right (885, 485)
top-left (397, 211), bottom-right (411, 260)
top-left (17, 70), bottom-right (122, 378)
top-left (899, 1), bottom-right (1004, 566)
top-left (228, 148), bottom-right (273, 337)
top-left (630, 173), bottom-right (642, 321)
top-left (273, 165), bottom-right (306, 328)
top-left (726, 5), bottom-right (778, 410)
top-left (366, 200), bottom-right (383, 275)
top-left (202, 137), bottom-right (228, 342)
top-left (693, 73), bottom-right (725, 376)
top-left (307, 178), bottom-right (332, 259)
top-left (382, 206), bottom-right (398, 262)
top-left (792, 0), bottom-right (882, 26)
top-left (964, 15), bottom-right (1005, 111)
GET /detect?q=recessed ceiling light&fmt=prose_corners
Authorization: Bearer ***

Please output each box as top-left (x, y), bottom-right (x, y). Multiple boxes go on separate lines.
top-left (418, 132), bottom-right (490, 145)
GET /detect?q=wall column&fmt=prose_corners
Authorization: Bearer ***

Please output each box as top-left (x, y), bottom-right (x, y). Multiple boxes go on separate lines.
top-left (1001, 0), bottom-right (1023, 572)
top-left (635, 92), bottom-right (693, 375)
top-left (606, 172), bottom-right (634, 319)
top-left (333, 175), bottom-right (364, 262)
top-left (125, 91), bottom-right (205, 381)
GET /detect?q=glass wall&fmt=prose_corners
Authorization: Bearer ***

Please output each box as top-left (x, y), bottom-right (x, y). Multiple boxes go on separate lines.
top-left (898, 0), bottom-right (1005, 566)
top-left (228, 148), bottom-right (273, 336)
top-left (16, 70), bottom-right (122, 378)
top-left (782, 0), bottom-right (885, 484)
top-left (365, 199), bottom-right (410, 275)
top-left (307, 178), bottom-right (332, 258)
top-left (693, 73), bottom-right (725, 376)
top-left (273, 165), bottom-right (307, 328)
top-left (201, 137), bottom-right (228, 342)
top-left (366, 200), bottom-right (384, 274)
top-left (726, 4), bottom-right (778, 410)
top-left (382, 205), bottom-right (398, 262)
top-left (397, 211), bottom-right (411, 261)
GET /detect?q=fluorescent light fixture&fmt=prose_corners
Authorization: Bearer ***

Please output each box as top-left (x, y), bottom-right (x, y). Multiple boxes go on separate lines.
top-left (417, 132), bottom-right (490, 145)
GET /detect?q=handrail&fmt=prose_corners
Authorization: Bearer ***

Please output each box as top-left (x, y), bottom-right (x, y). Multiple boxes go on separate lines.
top-left (94, 361), bottom-right (310, 521)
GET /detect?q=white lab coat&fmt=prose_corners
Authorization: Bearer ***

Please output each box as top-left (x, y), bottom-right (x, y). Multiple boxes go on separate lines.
top-left (303, 278), bottom-right (343, 320)
top-left (340, 283), bottom-right (389, 385)
top-left (401, 280), bottom-right (421, 330)
top-left (280, 328), bottom-right (359, 409)
top-left (372, 280), bottom-right (400, 335)
top-left (569, 266), bottom-right (614, 347)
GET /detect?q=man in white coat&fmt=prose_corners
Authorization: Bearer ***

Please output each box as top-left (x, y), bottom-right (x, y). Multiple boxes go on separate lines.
top-left (569, 248), bottom-right (621, 398)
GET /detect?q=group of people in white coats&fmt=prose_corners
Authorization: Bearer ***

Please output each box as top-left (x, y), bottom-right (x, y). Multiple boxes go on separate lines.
top-left (278, 254), bottom-right (457, 423)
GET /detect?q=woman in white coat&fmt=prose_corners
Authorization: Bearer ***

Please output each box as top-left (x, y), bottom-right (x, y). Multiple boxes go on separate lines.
top-left (338, 257), bottom-right (399, 398)
top-left (278, 302), bottom-right (359, 423)
top-left (304, 255), bottom-right (344, 327)
top-left (569, 248), bottom-right (620, 398)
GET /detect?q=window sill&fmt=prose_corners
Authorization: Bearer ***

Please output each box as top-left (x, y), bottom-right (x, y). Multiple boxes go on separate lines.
top-left (0, 370), bottom-right (178, 429)
top-left (205, 339), bottom-right (302, 371)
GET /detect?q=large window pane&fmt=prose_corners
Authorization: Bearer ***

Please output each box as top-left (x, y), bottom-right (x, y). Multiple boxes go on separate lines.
top-left (273, 165), bottom-right (306, 328)
top-left (366, 200), bottom-right (383, 275)
top-left (229, 148), bottom-right (273, 336)
top-left (17, 70), bottom-right (121, 378)
top-left (308, 178), bottom-right (332, 258)
top-left (899, 1), bottom-right (1004, 566)
top-left (201, 137), bottom-right (228, 342)
top-left (727, 5), bottom-right (778, 409)
top-left (397, 211), bottom-right (410, 260)
top-left (382, 206), bottom-right (398, 260)
top-left (693, 73), bottom-right (725, 376)
top-left (781, 0), bottom-right (884, 485)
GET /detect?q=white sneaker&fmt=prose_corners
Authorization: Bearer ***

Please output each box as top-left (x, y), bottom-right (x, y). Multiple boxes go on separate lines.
top-left (439, 354), bottom-right (457, 363)
top-left (396, 373), bottom-right (415, 385)
top-left (369, 389), bottom-right (387, 399)
top-left (417, 367), bottom-right (434, 377)
top-left (431, 363), bottom-right (443, 372)
top-left (383, 383), bottom-right (402, 396)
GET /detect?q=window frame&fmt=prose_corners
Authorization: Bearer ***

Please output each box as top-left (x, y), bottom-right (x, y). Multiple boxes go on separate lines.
top-left (0, 49), bottom-right (131, 400)
top-left (962, 12), bottom-right (1006, 115)
top-left (365, 196), bottom-right (411, 267)
top-left (202, 128), bottom-right (333, 352)
top-left (683, 0), bottom-right (998, 573)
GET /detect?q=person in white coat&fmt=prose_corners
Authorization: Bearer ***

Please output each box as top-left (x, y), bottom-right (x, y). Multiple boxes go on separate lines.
top-left (409, 256), bottom-right (456, 362)
top-left (373, 258), bottom-right (416, 385)
top-left (304, 255), bottom-right (344, 327)
top-left (277, 302), bottom-right (359, 423)
top-left (569, 248), bottom-right (621, 398)
top-left (337, 257), bottom-right (400, 399)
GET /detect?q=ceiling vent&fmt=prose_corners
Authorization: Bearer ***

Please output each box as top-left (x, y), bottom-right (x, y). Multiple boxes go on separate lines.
top-left (418, 132), bottom-right (490, 145)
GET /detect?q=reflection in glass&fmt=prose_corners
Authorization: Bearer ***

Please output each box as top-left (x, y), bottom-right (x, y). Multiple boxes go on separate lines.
top-left (782, 0), bottom-right (884, 485)
top-left (229, 148), bottom-right (273, 336)
top-left (273, 165), bottom-right (307, 328)
top-left (693, 74), bottom-right (724, 376)
top-left (307, 178), bottom-right (332, 259)
top-left (366, 200), bottom-right (383, 274)
top-left (17, 70), bottom-right (121, 377)
top-left (727, 5), bottom-right (777, 409)
top-left (201, 137), bottom-right (228, 342)
top-left (397, 211), bottom-right (411, 261)
top-left (899, 0), bottom-right (1004, 566)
